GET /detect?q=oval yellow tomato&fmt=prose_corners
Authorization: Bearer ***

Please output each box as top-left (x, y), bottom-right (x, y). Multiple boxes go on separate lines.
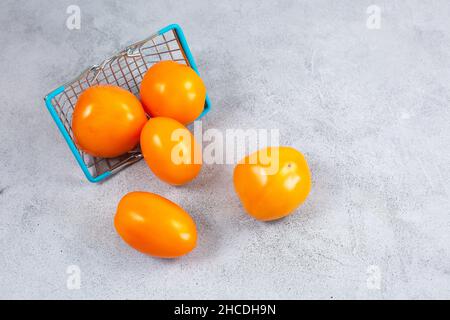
top-left (114, 191), bottom-right (197, 258)
top-left (233, 146), bottom-right (311, 221)
top-left (140, 61), bottom-right (206, 125)
top-left (140, 117), bottom-right (202, 185)
top-left (72, 85), bottom-right (147, 158)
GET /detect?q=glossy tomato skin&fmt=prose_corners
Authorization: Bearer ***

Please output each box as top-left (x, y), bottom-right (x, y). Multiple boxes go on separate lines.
top-left (140, 117), bottom-right (202, 185)
top-left (114, 192), bottom-right (197, 258)
top-left (72, 85), bottom-right (147, 158)
top-left (233, 147), bottom-right (311, 221)
top-left (140, 61), bottom-right (206, 125)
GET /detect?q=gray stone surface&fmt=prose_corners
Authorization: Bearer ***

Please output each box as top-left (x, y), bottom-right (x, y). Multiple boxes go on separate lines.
top-left (0, 0), bottom-right (449, 299)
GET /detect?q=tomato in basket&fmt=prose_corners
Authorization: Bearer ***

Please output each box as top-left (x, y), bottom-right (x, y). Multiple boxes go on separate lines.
top-left (72, 85), bottom-right (147, 158)
top-left (140, 117), bottom-right (202, 185)
top-left (140, 61), bottom-right (206, 125)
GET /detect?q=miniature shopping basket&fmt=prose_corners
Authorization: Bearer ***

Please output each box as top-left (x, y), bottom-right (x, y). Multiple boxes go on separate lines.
top-left (44, 24), bottom-right (211, 183)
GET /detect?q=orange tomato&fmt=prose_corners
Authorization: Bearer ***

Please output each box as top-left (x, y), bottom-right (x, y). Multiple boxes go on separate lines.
top-left (140, 61), bottom-right (206, 125)
top-left (233, 147), bottom-right (311, 221)
top-left (140, 117), bottom-right (202, 185)
top-left (114, 192), bottom-right (197, 258)
top-left (72, 85), bottom-right (147, 158)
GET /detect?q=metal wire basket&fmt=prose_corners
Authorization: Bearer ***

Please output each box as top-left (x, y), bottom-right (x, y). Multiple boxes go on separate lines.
top-left (44, 24), bottom-right (211, 183)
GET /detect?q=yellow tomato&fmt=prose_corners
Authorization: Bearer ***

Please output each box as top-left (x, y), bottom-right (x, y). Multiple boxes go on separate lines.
top-left (140, 117), bottom-right (202, 185)
top-left (72, 85), bottom-right (147, 158)
top-left (114, 192), bottom-right (197, 258)
top-left (140, 61), bottom-right (206, 125)
top-left (233, 146), bottom-right (311, 221)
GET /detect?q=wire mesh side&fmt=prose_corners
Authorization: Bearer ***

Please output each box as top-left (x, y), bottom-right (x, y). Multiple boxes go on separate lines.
top-left (50, 29), bottom-right (190, 179)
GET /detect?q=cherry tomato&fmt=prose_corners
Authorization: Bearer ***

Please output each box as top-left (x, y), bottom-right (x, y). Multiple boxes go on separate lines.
top-left (140, 61), bottom-right (206, 125)
top-left (233, 147), bottom-right (312, 221)
top-left (114, 192), bottom-right (197, 258)
top-left (72, 85), bottom-right (147, 158)
top-left (140, 117), bottom-right (202, 185)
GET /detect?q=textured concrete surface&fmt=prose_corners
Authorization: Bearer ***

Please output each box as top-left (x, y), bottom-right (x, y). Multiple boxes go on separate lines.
top-left (1, 0), bottom-right (449, 299)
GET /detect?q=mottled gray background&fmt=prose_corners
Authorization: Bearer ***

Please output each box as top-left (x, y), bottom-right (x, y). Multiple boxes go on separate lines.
top-left (0, 0), bottom-right (449, 299)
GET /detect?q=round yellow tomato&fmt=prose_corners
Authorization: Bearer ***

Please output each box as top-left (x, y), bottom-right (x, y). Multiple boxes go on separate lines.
top-left (72, 85), bottom-right (147, 158)
top-left (140, 117), bottom-right (202, 185)
top-left (114, 192), bottom-right (197, 258)
top-left (233, 146), bottom-right (311, 221)
top-left (140, 61), bottom-right (206, 125)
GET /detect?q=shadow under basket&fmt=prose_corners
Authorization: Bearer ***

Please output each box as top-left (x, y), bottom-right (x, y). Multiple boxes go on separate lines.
top-left (44, 24), bottom-right (211, 183)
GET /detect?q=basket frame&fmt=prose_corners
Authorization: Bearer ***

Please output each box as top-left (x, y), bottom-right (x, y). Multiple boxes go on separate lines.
top-left (44, 24), bottom-right (210, 183)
